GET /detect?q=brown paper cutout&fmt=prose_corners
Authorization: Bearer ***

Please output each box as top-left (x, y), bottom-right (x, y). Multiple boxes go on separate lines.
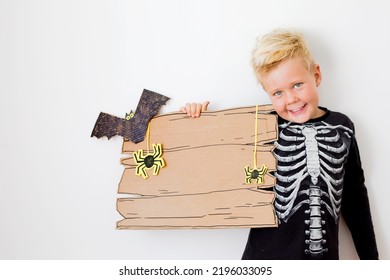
top-left (92, 91), bottom-right (278, 229)
top-left (118, 105), bottom-right (278, 229)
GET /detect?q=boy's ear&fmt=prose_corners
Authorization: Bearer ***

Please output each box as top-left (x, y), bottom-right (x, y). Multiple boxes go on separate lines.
top-left (314, 64), bottom-right (322, 87)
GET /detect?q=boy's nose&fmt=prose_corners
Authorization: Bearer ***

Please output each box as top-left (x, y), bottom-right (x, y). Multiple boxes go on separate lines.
top-left (286, 91), bottom-right (299, 104)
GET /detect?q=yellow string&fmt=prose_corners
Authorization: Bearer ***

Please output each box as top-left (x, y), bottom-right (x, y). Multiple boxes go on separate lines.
top-left (146, 122), bottom-right (151, 153)
top-left (253, 105), bottom-right (258, 169)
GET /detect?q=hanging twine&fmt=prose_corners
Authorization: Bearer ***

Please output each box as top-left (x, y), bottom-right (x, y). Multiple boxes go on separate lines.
top-left (253, 105), bottom-right (259, 168)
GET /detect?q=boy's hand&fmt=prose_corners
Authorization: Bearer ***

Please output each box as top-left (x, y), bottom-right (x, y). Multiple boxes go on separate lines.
top-left (179, 101), bottom-right (210, 118)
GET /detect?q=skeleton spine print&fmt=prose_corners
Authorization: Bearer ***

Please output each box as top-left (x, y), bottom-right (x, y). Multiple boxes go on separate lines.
top-left (273, 121), bottom-right (353, 257)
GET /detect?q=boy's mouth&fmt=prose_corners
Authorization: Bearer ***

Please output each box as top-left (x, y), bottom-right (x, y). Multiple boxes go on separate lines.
top-left (289, 104), bottom-right (306, 114)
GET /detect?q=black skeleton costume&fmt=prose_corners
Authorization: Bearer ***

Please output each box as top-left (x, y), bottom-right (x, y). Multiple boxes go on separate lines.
top-left (242, 107), bottom-right (378, 259)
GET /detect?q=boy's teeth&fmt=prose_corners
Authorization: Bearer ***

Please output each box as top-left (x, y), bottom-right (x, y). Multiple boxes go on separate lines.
top-left (291, 106), bottom-right (303, 112)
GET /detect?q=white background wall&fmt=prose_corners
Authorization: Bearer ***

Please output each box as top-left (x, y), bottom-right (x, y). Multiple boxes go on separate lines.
top-left (1, 0), bottom-right (389, 259)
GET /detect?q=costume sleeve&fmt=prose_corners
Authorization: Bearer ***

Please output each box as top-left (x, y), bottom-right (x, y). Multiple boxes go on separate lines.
top-left (341, 133), bottom-right (379, 259)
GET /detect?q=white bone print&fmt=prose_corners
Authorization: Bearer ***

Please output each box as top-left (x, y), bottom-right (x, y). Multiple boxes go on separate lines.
top-left (274, 121), bottom-right (352, 257)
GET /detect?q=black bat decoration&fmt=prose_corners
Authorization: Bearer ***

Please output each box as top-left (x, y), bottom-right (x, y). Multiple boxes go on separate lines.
top-left (90, 89), bottom-right (170, 143)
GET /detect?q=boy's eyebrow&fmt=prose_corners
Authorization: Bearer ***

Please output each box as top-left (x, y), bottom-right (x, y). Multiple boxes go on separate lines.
top-left (263, 82), bottom-right (281, 93)
top-left (266, 87), bottom-right (282, 94)
top-left (284, 79), bottom-right (304, 88)
top-left (290, 79), bottom-right (303, 85)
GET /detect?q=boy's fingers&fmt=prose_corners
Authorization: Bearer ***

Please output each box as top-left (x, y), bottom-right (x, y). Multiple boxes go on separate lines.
top-left (179, 102), bottom-right (210, 118)
top-left (202, 101), bottom-right (210, 112)
top-left (190, 103), bottom-right (197, 117)
top-left (181, 103), bottom-right (192, 116)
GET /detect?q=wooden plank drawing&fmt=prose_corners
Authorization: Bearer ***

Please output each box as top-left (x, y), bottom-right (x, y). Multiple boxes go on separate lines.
top-left (119, 105), bottom-right (278, 229)
top-left (91, 90), bottom-right (279, 229)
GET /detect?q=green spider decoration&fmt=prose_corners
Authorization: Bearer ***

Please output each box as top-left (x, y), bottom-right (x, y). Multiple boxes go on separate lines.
top-left (133, 143), bottom-right (165, 179)
top-left (244, 164), bottom-right (268, 184)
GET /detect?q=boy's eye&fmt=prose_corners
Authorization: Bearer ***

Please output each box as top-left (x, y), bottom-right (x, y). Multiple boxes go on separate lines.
top-left (273, 91), bottom-right (282, 97)
top-left (293, 82), bottom-right (303, 89)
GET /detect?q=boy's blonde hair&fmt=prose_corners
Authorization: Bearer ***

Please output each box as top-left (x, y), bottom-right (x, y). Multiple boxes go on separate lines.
top-left (252, 29), bottom-right (315, 82)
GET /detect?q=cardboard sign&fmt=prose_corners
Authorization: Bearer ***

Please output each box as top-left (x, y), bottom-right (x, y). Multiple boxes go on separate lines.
top-left (92, 90), bottom-right (278, 229)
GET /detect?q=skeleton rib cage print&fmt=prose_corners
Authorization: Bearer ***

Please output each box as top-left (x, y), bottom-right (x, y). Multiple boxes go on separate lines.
top-left (273, 120), bottom-right (353, 257)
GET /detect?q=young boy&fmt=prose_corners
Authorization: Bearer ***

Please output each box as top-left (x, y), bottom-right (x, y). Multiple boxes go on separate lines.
top-left (181, 29), bottom-right (379, 259)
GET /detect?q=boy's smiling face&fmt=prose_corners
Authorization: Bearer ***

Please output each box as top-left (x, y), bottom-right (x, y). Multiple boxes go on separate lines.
top-left (261, 57), bottom-right (324, 123)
